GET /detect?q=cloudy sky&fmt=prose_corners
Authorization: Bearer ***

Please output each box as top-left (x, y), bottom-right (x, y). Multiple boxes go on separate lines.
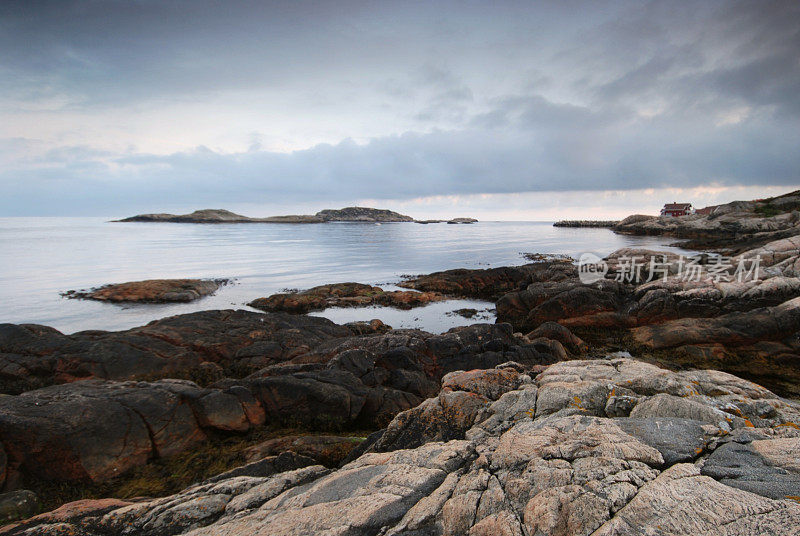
top-left (1, 0), bottom-right (798, 218)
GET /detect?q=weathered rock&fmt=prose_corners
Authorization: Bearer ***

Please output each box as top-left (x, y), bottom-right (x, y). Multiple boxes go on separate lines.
top-left (441, 368), bottom-right (523, 401)
top-left (632, 296), bottom-right (800, 350)
top-left (63, 279), bottom-right (224, 303)
top-left (592, 463), bottom-right (800, 535)
top-left (12, 358), bottom-right (800, 535)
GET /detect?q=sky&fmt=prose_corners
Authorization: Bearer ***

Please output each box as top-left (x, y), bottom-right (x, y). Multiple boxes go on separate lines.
top-left (1, 0), bottom-right (799, 219)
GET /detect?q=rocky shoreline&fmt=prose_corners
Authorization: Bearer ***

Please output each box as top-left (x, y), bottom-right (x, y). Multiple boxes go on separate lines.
top-left (613, 190), bottom-right (800, 253)
top-left (3, 190), bottom-right (800, 533)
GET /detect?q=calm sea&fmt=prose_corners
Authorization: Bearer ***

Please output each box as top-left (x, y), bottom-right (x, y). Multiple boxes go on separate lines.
top-left (0, 218), bottom-right (686, 334)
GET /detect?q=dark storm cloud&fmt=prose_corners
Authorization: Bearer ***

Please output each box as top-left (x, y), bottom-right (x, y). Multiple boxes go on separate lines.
top-left (1, 0), bottom-right (799, 215)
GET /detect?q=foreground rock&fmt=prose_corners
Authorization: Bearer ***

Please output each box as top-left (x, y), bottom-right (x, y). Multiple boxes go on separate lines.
top-left (248, 282), bottom-right (445, 314)
top-left (63, 279), bottom-right (225, 303)
top-left (11, 358), bottom-right (800, 535)
top-left (0, 313), bottom-right (574, 491)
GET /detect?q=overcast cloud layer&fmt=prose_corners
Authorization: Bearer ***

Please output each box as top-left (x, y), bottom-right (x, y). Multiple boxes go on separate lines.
top-left (1, 0), bottom-right (799, 217)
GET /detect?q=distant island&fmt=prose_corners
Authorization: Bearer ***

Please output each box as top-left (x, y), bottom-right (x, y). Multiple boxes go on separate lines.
top-left (115, 207), bottom-right (477, 224)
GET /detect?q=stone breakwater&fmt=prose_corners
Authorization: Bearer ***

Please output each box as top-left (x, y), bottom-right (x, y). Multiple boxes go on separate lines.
top-left (5, 358), bottom-right (800, 535)
top-left (553, 220), bottom-right (619, 228)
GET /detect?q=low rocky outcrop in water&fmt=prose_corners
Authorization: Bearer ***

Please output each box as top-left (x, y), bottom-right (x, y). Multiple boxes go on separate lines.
top-left (8, 358), bottom-right (800, 535)
top-left (62, 279), bottom-right (225, 303)
top-left (315, 207), bottom-right (414, 222)
top-left (248, 282), bottom-right (445, 313)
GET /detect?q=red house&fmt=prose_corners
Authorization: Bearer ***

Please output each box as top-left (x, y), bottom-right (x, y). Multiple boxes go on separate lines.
top-left (660, 202), bottom-right (695, 217)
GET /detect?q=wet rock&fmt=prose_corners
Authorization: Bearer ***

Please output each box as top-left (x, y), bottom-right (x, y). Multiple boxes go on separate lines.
top-left (497, 278), bottom-right (629, 331)
top-left (0, 490), bottom-right (38, 523)
top-left (0, 310), bottom-right (351, 393)
top-left (399, 262), bottom-right (575, 300)
top-left (614, 418), bottom-right (719, 466)
top-left (0, 380), bottom-right (208, 483)
top-left (204, 451), bottom-right (317, 483)
top-left (525, 322), bottom-right (588, 354)
top-left (344, 319), bottom-right (391, 335)
top-left (373, 388), bottom-right (493, 452)
top-left (242, 435), bottom-right (364, 467)
top-left (701, 438), bottom-right (800, 499)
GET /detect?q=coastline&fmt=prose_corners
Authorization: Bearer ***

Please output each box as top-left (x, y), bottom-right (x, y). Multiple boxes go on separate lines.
top-left (2, 191), bottom-right (800, 531)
